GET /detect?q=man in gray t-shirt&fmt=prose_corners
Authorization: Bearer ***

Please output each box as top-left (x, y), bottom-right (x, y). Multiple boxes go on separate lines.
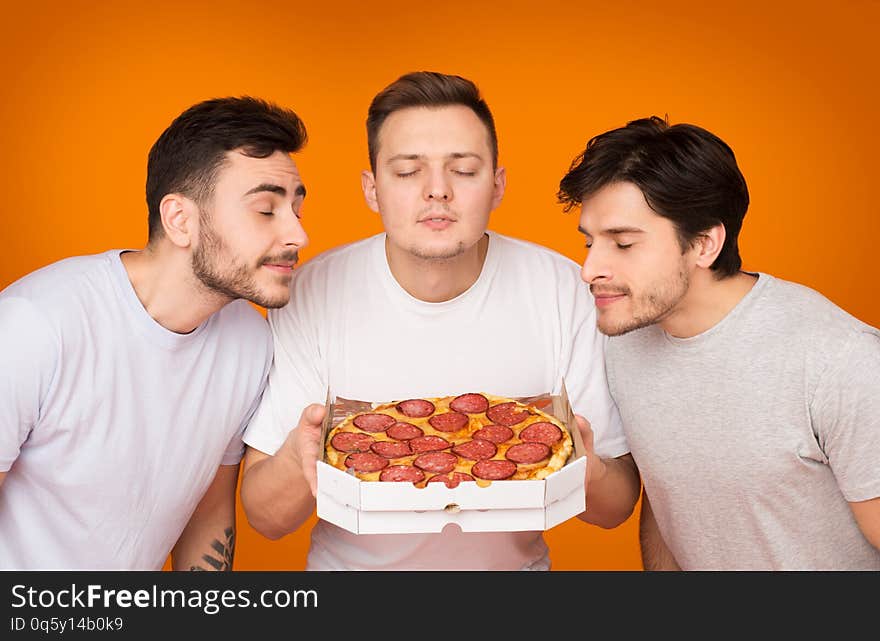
top-left (556, 116), bottom-right (880, 570)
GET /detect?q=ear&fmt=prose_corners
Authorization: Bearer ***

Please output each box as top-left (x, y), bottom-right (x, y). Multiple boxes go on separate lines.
top-left (491, 166), bottom-right (507, 209)
top-left (159, 193), bottom-right (198, 248)
top-left (694, 223), bottom-right (726, 269)
top-left (360, 170), bottom-right (380, 213)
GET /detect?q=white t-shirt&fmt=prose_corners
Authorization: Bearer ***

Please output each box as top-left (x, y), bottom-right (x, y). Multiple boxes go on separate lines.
top-left (0, 251), bottom-right (272, 569)
top-left (244, 232), bottom-right (626, 570)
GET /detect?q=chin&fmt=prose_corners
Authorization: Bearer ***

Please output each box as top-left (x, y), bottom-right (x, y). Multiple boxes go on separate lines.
top-left (410, 240), bottom-right (469, 261)
top-left (233, 283), bottom-right (289, 309)
top-left (258, 290), bottom-right (292, 309)
top-left (598, 313), bottom-right (641, 337)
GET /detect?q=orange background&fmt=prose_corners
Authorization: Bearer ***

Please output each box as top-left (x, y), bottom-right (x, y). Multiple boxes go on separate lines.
top-left (1, 1), bottom-right (877, 571)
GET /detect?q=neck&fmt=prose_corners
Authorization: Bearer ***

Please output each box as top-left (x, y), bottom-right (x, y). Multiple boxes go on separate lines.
top-left (385, 233), bottom-right (489, 303)
top-left (121, 243), bottom-right (232, 334)
top-left (660, 270), bottom-right (757, 338)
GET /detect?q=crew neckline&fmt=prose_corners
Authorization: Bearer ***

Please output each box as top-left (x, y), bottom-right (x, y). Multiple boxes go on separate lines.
top-left (663, 271), bottom-right (769, 347)
top-left (109, 249), bottom-right (209, 349)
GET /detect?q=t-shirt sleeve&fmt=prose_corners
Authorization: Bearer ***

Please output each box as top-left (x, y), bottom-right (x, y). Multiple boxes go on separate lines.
top-left (0, 296), bottom-right (59, 471)
top-left (560, 279), bottom-right (628, 459)
top-left (811, 329), bottom-right (880, 502)
top-left (222, 328), bottom-right (273, 465)
top-left (242, 286), bottom-right (326, 456)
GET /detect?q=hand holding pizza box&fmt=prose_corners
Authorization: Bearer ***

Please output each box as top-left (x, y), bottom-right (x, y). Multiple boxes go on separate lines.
top-left (286, 403), bottom-right (327, 498)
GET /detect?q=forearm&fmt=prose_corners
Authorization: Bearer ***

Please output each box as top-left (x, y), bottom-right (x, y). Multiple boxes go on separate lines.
top-left (578, 454), bottom-right (641, 529)
top-left (240, 443), bottom-right (315, 540)
top-left (172, 465), bottom-right (239, 571)
top-left (639, 489), bottom-right (681, 571)
top-left (849, 496), bottom-right (880, 551)
top-left (172, 521), bottom-right (235, 571)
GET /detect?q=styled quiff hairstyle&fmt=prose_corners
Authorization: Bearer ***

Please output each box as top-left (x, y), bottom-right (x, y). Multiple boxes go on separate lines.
top-left (366, 71), bottom-right (498, 171)
top-left (145, 96), bottom-right (307, 242)
top-left (558, 116), bottom-right (749, 278)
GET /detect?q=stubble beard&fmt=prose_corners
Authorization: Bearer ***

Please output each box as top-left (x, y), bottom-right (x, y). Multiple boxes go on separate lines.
top-left (191, 214), bottom-right (293, 309)
top-left (597, 262), bottom-right (690, 337)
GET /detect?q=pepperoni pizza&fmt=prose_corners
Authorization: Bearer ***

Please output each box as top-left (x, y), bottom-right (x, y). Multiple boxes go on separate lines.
top-left (324, 393), bottom-right (574, 487)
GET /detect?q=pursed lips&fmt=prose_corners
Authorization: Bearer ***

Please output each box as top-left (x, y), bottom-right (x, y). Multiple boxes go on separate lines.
top-left (590, 288), bottom-right (628, 308)
top-left (261, 257), bottom-right (298, 273)
top-left (262, 263), bottom-right (295, 274)
top-left (418, 214), bottom-right (456, 230)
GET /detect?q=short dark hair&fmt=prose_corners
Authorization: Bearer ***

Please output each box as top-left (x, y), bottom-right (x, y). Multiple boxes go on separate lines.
top-left (145, 96), bottom-right (307, 242)
top-left (366, 71), bottom-right (498, 171)
top-left (557, 116), bottom-right (749, 278)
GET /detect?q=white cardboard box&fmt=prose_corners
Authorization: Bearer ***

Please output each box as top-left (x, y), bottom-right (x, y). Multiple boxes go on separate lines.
top-left (315, 384), bottom-right (587, 534)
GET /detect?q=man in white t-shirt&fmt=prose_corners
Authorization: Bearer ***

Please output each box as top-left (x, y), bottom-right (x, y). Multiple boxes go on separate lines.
top-left (0, 97), bottom-right (311, 569)
top-left (558, 116), bottom-right (880, 569)
top-left (240, 71), bottom-right (641, 570)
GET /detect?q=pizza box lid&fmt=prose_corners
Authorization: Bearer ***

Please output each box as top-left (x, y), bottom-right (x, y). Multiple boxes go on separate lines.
top-left (315, 382), bottom-right (588, 533)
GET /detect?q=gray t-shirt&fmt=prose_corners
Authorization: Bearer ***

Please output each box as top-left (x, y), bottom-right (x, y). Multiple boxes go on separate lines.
top-left (606, 273), bottom-right (880, 570)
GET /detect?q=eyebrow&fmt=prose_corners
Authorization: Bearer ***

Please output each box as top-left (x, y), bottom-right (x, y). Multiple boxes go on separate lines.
top-left (245, 183), bottom-right (307, 198)
top-left (386, 152), bottom-right (483, 163)
top-left (578, 225), bottom-right (644, 237)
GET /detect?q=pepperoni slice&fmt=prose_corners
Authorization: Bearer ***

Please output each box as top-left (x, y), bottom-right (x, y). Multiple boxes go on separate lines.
top-left (409, 435), bottom-right (452, 453)
top-left (352, 413), bottom-right (396, 432)
top-left (519, 421), bottom-right (563, 445)
top-left (472, 424), bottom-right (514, 444)
top-left (413, 452), bottom-right (457, 474)
top-left (505, 442), bottom-right (551, 464)
top-left (427, 472), bottom-right (475, 488)
top-left (344, 452), bottom-right (389, 473)
top-left (379, 465), bottom-right (426, 483)
top-left (452, 439), bottom-right (497, 461)
top-left (370, 440), bottom-right (413, 459)
top-left (330, 432), bottom-right (375, 453)
top-left (428, 411), bottom-right (469, 433)
top-left (471, 459), bottom-right (517, 480)
top-left (386, 421), bottom-right (424, 441)
top-left (395, 399), bottom-right (436, 418)
top-left (449, 393), bottom-right (490, 414)
top-left (485, 402), bottom-right (531, 426)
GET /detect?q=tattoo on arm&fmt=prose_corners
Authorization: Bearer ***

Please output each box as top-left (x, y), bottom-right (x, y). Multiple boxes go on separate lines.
top-left (190, 527), bottom-right (235, 571)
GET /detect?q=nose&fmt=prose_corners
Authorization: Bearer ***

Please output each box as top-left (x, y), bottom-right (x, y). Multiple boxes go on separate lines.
top-left (282, 214), bottom-right (309, 250)
top-left (580, 246), bottom-right (609, 284)
top-left (423, 169), bottom-right (451, 202)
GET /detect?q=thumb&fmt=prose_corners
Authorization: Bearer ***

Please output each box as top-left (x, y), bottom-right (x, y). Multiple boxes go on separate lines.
top-left (302, 403), bottom-right (326, 428)
top-left (574, 414), bottom-right (595, 452)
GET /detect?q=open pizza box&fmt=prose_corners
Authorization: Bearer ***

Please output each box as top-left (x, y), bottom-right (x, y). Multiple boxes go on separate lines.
top-left (315, 381), bottom-right (587, 534)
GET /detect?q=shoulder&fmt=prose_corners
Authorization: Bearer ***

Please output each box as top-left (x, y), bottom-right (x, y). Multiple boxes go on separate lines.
top-left (752, 274), bottom-right (879, 386)
top-left (265, 236), bottom-right (380, 329)
top-left (490, 233), bottom-right (582, 282)
top-left (759, 273), bottom-right (877, 339)
top-left (0, 251), bottom-right (121, 332)
top-left (492, 233), bottom-right (580, 267)
top-left (1, 252), bottom-right (116, 301)
top-left (293, 235), bottom-right (378, 284)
